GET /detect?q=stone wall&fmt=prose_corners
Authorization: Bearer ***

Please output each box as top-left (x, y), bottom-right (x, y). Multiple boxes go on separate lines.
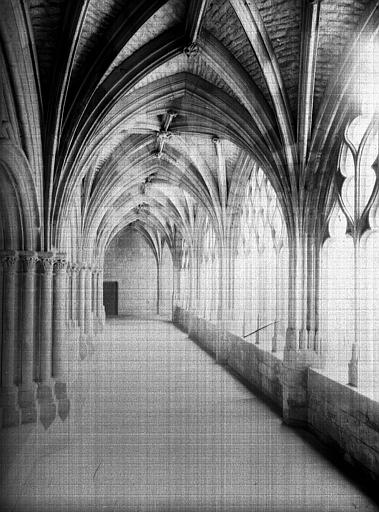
top-left (308, 369), bottom-right (379, 483)
top-left (174, 306), bottom-right (379, 483)
top-left (104, 229), bottom-right (158, 316)
top-left (174, 307), bottom-right (283, 409)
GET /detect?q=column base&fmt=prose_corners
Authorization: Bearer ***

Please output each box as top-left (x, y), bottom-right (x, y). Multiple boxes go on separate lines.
top-left (54, 381), bottom-right (67, 399)
top-left (348, 359), bottom-right (359, 387)
top-left (0, 386), bottom-right (21, 428)
top-left (54, 382), bottom-right (70, 422)
top-left (93, 317), bottom-right (103, 333)
top-left (285, 327), bottom-right (298, 350)
top-left (87, 339), bottom-right (95, 357)
top-left (18, 386), bottom-right (37, 424)
top-left (37, 381), bottom-right (55, 400)
top-left (100, 308), bottom-right (106, 326)
top-left (79, 331), bottom-right (93, 359)
top-left (37, 382), bottom-right (56, 430)
top-left (79, 340), bottom-right (88, 360)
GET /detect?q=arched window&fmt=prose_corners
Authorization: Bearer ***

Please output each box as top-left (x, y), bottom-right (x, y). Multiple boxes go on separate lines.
top-left (324, 115), bottom-right (378, 388)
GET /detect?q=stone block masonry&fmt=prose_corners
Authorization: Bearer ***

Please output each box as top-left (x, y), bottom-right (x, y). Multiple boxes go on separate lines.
top-left (173, 306), bottom-right (379, 485)
top-left (308, 369), bottom-right (379, 483)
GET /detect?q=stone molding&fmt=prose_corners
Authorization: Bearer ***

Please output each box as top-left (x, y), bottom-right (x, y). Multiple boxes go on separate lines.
top-left (156, 130), bottom-right (172, 144)
top-left (38, 252), bottom-right (55, 273)
top-left (19, 252), bottom-right (38, 273)
top-left (54, 258), bottom-right (67, 273)
top-left (40, 258), bottom-right (54, 273)
top-left (66, 263), bottom-right (80, 275)
top-left (183, 42), bottom-right (200, 58)
top-left (0, 253), bottom-right (18, 272)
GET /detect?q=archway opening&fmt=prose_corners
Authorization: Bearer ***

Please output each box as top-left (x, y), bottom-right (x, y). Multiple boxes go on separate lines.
top-left (103, 226), bottom-right (173, 319)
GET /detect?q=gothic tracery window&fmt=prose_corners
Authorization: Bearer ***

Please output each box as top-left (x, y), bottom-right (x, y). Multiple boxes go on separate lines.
top-left (323, 115), bottom-right (378, 389)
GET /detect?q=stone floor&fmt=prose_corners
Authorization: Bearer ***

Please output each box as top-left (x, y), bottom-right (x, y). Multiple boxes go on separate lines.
top-left (0, 318), bottom-right (378, 511)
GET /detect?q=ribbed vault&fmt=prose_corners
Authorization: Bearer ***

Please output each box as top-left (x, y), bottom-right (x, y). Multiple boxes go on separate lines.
top-left (2, 0), bottom-right (377, 259)
top-left (1, 2), bottom-right (378, 369)
top-left (2, 1), bottom-right (379, 486)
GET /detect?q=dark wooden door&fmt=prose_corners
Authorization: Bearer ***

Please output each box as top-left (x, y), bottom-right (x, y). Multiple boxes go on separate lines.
top-left (103, 281), bottom-right (118, 316)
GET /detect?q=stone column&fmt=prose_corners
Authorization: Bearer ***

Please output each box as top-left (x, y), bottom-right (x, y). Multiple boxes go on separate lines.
top-left (18, 252), bottom-right (38, 423)
top-left (215, 241), bottom-right (229, 364)
top-left (52, 256), bottom-right (68, 389)
top-left (255, 244), bottom-right (265, 345)
top-left (85, 266), bottom-right (93, 336)
top-left (156, 258), bottom-right (162, 315)
top-left (281, 234), bottom-right (322, 426)
top-left (217, 243), bottom-right (226, 322)
top-left (71, 264), bottom-right (79, 326)
top-left (272, 246), bottom-right (281, 353)
top-left (92, 268), bottom-right (99, 330)
top-left (66, 264), bottom-right (72, 326)
top-left (38, 253), bottom-right (54, 387)
top-left (97, 268), bottom-right (105, 325)
top-left (36, 253), bottom-right (57, 428)
top-left (78, 264), bottom-right (86, 334)
top-left (94, 268), bottom-right (103, 326)
top-left (244, 247), bottom-right (252, 337)
top-left (92, 269), bottom-right (96, 315)
top-left (0, 252), bottom-right (20, 427)
top-left (172, 262), bottom-right (180, 319)
top-left (187, 248), bottom-right (194, 311)
top-left (93, 269), bottom-right (98, 321)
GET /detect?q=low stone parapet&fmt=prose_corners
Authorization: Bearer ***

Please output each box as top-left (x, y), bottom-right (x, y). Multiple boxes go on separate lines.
top-left (173, 307), bottom-right (283, 409)
top-left (308, 368), bottom-right (379, 483)
top-left (173, 306), bottom-right (379, 482)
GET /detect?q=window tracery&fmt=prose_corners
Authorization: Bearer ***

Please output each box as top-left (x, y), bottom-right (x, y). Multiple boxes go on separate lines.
top-left (324, 115), bottom-right (378, 387)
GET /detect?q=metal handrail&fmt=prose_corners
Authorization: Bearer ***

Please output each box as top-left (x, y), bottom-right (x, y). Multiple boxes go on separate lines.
top-left (243, 320), bottom-right (278, 339)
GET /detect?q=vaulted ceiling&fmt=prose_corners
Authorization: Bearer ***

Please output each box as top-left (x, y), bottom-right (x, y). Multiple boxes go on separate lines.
top-left (2, 0), bottom-right (378, 259)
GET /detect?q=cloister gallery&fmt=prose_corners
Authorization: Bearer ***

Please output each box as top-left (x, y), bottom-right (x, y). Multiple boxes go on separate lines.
top-left (1, 0), bottom-right (379, 510)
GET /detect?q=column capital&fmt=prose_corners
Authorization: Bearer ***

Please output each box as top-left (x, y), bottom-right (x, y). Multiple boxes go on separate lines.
top-left (38, 252), bottom-right (54, 273)
top-left (19, 251), bottom-right (38, 272)
top-left (54, 257), bottom-right (67, 273)
top-left (0, 251), bottom-right (18, 272)
top-left (65, 262), bottom-right (77, 275)
top-left (40, 257), bottom-right (54, 273)
top-left (243, 246), bottom-right (252, 257)
top-left (78, 263), bottom-right (88, 280)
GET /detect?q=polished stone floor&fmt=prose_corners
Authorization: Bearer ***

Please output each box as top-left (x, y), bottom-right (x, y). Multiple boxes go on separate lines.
top-left (0, 318), bottom-right (378, 511)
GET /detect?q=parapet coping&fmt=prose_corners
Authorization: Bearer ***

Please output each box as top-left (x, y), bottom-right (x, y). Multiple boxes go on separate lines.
top-left (309, 366), bottom-right (379, 404)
